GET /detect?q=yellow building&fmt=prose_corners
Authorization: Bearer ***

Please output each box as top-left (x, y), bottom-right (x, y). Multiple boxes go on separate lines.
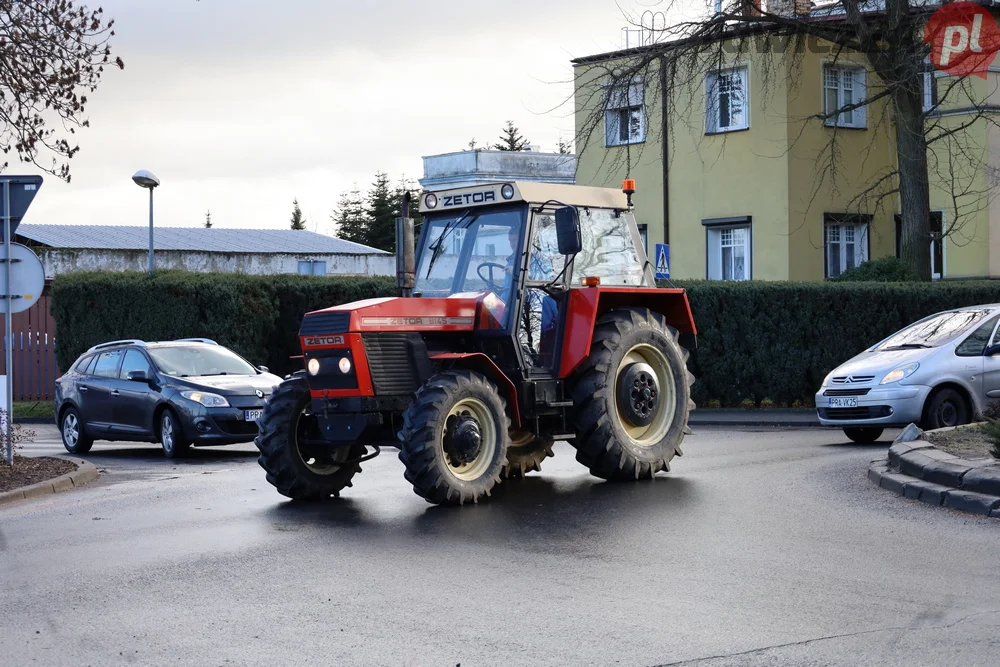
top-left (572, 29), bottom-right (1000, 281)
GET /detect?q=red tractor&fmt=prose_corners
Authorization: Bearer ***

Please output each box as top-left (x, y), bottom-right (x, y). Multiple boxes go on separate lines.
top-left (255, 180), bottom-right (697, 505)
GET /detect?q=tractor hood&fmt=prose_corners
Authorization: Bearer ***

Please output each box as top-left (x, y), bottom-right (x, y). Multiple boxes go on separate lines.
top-left (300, 296), bottom-right (483, 336)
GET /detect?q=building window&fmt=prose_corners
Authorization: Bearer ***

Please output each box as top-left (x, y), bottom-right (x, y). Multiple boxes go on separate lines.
top-left (605, 82), bottom-right (645, 146)
top-left (706, 67), bottom-right (749, 133)
top-left (922, 69), bottom-right (938, 112)
top-left (895, 212), bottom-right (944, 279)
top-left (823, 65), bottom-right (866, 128)
top-left (704, 217), bottom-right (751, 280)
top-left (297, 260), bottom-right (327, 275)
top-left (824, 214), bottom-right (870, 278)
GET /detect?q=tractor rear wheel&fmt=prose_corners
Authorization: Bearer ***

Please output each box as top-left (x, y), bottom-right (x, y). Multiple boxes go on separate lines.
top-left (398, 370), bottom-right (510, 505)
top-left (569, 307), bottom-right (694, 480)
top-left (501, 431), bottom-right (554, 479)
top-left (255, 373), bottom-right (364, 500)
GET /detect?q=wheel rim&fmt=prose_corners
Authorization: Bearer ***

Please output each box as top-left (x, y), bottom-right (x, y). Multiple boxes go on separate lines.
top-left (63, 413), bottom-right (79, 447)
top-left (939, 400), bottom-right (959, 427)
top-left (161, 414), bottom-right (174, 452)
top-left (614, 343), bottom-right (676, 446)
top-left (444, 397), bottom-right (497, 481)
top-left (293, 404), bottom-right (349, 475)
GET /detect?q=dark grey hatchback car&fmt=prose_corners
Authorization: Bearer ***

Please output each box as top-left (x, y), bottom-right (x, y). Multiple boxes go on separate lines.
top-left (54, 339), bottom-right (283, 458)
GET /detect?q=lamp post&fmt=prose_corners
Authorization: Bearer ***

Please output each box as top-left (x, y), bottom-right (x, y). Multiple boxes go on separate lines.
top-left (132, 170), bottom-right (160, 276)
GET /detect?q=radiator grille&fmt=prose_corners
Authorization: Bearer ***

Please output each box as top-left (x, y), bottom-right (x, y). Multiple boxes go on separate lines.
top-left (830, 375), bottom-right (875, 385)
top-left (823, 388), bottom-right (871, 397)
top-left (300, 312), bottom-right (351, 336)
top-left (818, 406), bottom-right (892, 420)
top-left (363, 333), bottom-right (420, 395)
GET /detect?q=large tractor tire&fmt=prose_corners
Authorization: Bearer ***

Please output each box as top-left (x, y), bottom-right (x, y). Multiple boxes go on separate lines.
top-left (398, 370), bottom-right (511, 505)
top-left (256, 373), bottom-right (364, 500)
top-left (501, 431), bottom-right (554, 479)
top-left (568, 307), bottom-right (694, 481)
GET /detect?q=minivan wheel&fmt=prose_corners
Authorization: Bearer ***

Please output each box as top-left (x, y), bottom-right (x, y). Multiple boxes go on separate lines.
top-left (923, 388), bottom-right (970, 430)
top-left (843, 427), bottom-right (883, 444)
top-left (60, 407), bottom-right (94, 454)
top-left (160, 410), bottom-right (191, 458)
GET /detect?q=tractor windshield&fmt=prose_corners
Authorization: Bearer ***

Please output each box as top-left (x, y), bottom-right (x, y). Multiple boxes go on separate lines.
top-left (414, 206), bottom-right (526, 306)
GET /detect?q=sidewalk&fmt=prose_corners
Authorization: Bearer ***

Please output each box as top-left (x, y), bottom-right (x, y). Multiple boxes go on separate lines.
top-left (689, 408), bottom-right (820, 427)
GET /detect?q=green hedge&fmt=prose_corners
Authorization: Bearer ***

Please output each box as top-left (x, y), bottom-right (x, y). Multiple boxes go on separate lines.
top-left (52, 271), bottom-right (1000, 407)
top-left (673, 280), bottom-right (1000, 407)
top-left (51, 271), bottom-right (397, 377)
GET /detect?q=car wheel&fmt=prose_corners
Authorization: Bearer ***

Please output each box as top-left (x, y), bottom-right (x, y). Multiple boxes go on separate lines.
top-left (160, 409), bottom-right (191, 459)
top-left (60, 407), bottom-right (94, 454)
top-left (843, 427), bottom-right (883, 444)
top-left (923, 388), bottom-right (970, 430)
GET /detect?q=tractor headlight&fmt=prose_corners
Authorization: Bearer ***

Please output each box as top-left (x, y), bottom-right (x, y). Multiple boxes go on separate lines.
top-left (181, 391), bottom-right (230, 407)
top-left (501, 183), bottom-right (515, 200)
top-left (307, 358), bottom-right (321, 375)
top-left (424, 193), bottom-right (438, 209)
top-left (338, 357), bottom-right (352, 374)
top-left (880, 363), bottom-right (919, 385)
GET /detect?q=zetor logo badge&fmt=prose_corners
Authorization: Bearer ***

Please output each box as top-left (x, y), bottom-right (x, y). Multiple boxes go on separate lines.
top-left (303, 335), bottom-right (345, 347)
top-left (925, 2), bottom-right (1000, 79)
top-left (442, 190), bottom-right (496, 207)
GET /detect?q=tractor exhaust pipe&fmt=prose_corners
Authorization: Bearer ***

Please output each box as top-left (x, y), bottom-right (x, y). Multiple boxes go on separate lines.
top-left (396, 191), bottom-right (415, 297)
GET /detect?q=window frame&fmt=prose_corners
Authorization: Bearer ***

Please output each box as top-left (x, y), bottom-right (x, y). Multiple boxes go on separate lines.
top-left (92, 349), bottom-right (125, 379)
top-left (118, 348), bottom-right (153, 380)
top-left (605, 81), bottom-right (646, 147)
top-left (705, 66), bottom-right (750, 134)
top-left (703, 216), bottom-right (752, 281)
top-left (955, 314), bottom-right (1000, 357)
top-left (823, 213), bottom-right (871, 279)
top-left (822, 64), bottom-right (867, 129)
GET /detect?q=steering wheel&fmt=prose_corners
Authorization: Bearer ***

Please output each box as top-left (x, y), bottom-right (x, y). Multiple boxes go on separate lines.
top-left (477, 262), bottom-right (508, 295)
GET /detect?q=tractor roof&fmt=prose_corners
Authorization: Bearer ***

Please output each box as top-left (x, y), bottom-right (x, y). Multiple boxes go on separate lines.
top-left (418, 181), bottom-right (628, 214)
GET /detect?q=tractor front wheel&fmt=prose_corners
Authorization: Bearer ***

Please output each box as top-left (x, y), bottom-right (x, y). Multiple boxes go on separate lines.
top-left (569, 307), bottom-right (694, 480)
top-left (255, 374), bottom-right (364, 500)
top-left (398, 370), bottom-right (510, 505)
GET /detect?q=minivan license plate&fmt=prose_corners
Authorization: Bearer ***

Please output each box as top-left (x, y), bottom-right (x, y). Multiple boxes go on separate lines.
top-left (244, 409), bottom-right (263, 422)
top-left (829, 397), bottom-right (858, 408)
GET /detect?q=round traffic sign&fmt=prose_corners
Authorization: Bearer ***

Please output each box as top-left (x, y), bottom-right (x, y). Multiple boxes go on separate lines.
top-left (0, 242), bottom-right (45, 314)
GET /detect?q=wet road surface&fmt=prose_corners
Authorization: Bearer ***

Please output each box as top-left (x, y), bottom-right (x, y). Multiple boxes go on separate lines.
top-left (2, 425), bottom-right (999, 667)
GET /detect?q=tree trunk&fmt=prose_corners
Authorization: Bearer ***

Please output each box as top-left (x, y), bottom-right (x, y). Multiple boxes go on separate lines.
top-left (892, 83), bottom-right (933, 281)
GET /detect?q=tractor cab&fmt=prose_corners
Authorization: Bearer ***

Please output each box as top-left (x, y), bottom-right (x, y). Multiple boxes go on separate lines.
top-left (255, 180), bottom-right (698, 507)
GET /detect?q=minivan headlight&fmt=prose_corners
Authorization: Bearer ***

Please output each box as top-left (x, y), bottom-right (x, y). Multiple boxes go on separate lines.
top-left (821, 371), bottom-right (835, 387)
top-left (181, 390), bottom-right (230, 407)
top-left (880, 363), bottom-right (919, 385)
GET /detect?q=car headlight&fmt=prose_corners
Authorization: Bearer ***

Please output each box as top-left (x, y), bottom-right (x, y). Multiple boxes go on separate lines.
top-left (880, 363), bottom-right (919, 385)
top-left (821, 371), bottom-right (835, 388)
top-left (181, 390), bottom-right (230, 407)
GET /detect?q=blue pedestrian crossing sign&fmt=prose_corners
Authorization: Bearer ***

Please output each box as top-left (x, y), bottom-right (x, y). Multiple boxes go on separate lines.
top-left (654, 243), bottom-right (670, 279)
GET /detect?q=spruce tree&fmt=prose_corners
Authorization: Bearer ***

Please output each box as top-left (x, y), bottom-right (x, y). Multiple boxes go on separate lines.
top-left (366, 172), bottom-right (396, 252)
top-left (494, 120), bottom-right (529, 151)
top-left (290, 198), bottom-right (307, 230)
top-left (204, 210), bottom-right (212, 228)
top-left (331, 186), bottom-right (369, 244)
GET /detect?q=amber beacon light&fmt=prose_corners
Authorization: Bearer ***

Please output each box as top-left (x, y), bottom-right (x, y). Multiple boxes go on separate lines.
top-left (622, 179), bottom-right (636, 207)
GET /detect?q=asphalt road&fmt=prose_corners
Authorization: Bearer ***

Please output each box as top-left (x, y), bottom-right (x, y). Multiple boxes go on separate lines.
top-left (2, 425), bottom-right (999, 667)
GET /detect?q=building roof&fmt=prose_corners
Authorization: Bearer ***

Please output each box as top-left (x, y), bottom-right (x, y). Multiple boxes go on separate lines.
top-left (14, 224), bottom-right (390, 255)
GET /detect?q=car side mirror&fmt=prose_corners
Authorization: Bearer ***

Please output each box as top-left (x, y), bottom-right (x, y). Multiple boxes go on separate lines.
top-left (127, 370), bottom-right (149, 382)
top-left (258, 365), bottom-right (269, 373)
top-left (554, 206), bottom-right (582, 256)
top-left (985, 344), bottom-right (1000, 357)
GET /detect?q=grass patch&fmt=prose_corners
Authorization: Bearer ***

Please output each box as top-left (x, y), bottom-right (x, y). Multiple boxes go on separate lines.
top-left (13, 401), bottom-right (53, 420)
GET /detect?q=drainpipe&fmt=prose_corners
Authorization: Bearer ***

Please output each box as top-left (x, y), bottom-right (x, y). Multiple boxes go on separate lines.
top-left (659, 56), bottom-right (670, 246)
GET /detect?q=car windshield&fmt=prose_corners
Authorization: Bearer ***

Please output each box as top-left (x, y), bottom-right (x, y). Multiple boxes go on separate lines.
top-left (414, 206), bottom-right (525, 300)
top-left (875, 309), bottom-right (994, 350)
top-left (147, 345), bottom-right (257, 377)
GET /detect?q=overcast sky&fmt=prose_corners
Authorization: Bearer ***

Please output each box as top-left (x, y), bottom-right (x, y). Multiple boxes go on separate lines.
top-left (17, 0), bottom-right (685, 236)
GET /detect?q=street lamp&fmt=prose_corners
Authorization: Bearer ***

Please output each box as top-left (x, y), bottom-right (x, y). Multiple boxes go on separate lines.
top-left (132, 169), bottom-right (160, 276)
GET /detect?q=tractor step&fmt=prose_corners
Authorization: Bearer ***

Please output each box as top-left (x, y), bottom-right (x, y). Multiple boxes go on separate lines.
top-left (548, 432), bottom-right (576, 441)
top-left (544, 400), bottom-right (574, 408)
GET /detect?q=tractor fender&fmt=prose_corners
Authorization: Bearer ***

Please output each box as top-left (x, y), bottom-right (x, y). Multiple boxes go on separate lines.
top-left (429, 353), bottom-right (522, 428)
top-left (559, 286), bottom-right (696, 379)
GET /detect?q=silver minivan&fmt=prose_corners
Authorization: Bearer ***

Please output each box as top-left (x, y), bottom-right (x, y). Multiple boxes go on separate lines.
top-left (815, 305), bottom-right (1000, 443)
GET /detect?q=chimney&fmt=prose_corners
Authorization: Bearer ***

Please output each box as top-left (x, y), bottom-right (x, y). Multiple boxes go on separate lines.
top-left (795, 0), bottom-right (811, 15)
top-left (742, 0), bottom-right (763, 17)
top-left (767, 0), bottom-right (809, 15)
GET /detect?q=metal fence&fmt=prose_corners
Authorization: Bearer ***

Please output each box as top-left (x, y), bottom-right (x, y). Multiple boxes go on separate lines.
top-left (0, 293), bottom-right (59, 401)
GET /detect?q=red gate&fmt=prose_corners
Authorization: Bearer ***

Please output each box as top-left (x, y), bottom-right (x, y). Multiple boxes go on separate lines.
top-left (0, 291), bottom-right (59, 401)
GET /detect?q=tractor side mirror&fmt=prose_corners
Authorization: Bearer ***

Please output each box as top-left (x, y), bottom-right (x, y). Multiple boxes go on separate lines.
top-left (127, 370), bottom-right (149, 383)
top-left (555, 206), bottom-right (582, 256)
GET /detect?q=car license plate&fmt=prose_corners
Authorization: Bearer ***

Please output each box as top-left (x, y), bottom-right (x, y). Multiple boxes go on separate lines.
top-left (829, 397), bottom-right (858, 408)
top-left (244, 409), bottom-right (263, 422)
